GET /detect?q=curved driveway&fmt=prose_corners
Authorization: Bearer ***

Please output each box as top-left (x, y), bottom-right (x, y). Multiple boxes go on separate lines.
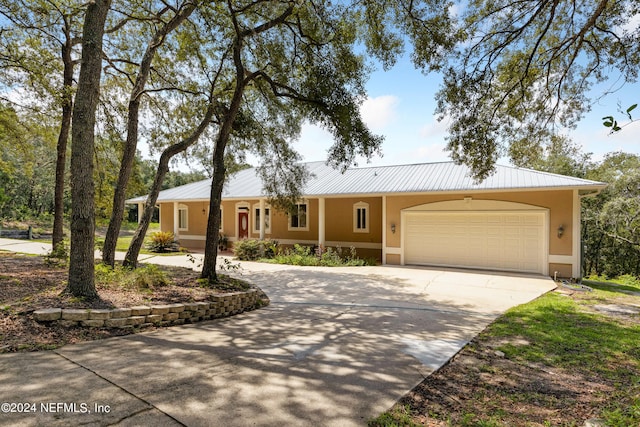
top-left (0, 243), bottom-right (555, 426)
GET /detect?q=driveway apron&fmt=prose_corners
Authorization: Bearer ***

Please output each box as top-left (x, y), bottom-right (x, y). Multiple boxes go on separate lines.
top-left (0, 254), bottom-right (555, 427)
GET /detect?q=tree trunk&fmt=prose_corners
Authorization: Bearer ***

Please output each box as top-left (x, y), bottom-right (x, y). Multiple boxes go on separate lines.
top-left (200, 153), bottom-right (226, 282)
top-left (101, 100), bottom-right (140, 266)
top-left (102, 2), bottom-right (197, 267)
top-left (124, 98), bottom-right (217, 268)
top-left (66, 0), bottom-right (111, 299)
top-left (52, 28), bottom-right (74, 251)
top-left (201, 37), bottom-right (246, 282)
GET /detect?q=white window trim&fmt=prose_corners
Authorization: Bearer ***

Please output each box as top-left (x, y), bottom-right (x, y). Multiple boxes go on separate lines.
top-left (252, 203), bottom-right (271, 234)
top-left (353, 201), bottom-right (369, 233)
top-left (288, 202), bottom-right (309, 231)
top-left (178, 204), bottom-right (188, 231)
top-left (219, 205), bottom-right (224, 232)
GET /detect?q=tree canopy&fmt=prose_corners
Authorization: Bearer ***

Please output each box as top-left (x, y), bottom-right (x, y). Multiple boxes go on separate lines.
top-left (436, 0), bottom-right (640, 179)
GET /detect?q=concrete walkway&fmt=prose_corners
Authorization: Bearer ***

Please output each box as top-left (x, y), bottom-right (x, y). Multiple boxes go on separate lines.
top-left (0, 238), bottom-right (556, 426)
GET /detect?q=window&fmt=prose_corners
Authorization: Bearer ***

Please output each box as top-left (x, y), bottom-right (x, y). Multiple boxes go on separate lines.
top-left (253, 205), bottom-right (271, 234)
top-left (353, 202), bottom-right (369, 233)
top-left (219, 207), bottom-right (223, 231)
top-left (178, 204), bottom-right (188, 230)
top-left (289, 203), bottom-right (308, 230)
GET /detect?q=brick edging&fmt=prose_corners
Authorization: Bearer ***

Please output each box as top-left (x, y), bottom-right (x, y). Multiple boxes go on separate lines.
top-left (33, 289), bottom-right (261, 329)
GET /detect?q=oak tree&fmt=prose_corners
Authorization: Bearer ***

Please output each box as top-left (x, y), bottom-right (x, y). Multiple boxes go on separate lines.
top-left (436, 0), bottom-right (640, 179)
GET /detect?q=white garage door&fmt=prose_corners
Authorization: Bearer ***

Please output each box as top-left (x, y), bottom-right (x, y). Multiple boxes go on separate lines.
top-left (404, 211), bottom-right (545, 274)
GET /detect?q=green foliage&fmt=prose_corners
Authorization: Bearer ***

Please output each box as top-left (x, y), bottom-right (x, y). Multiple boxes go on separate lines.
top-left (582, 152), bottom-right (640, 278)
top-left (602, 397), bottom-right (640, 427)
top-left (233, 238), bottom-right (279, 261)
top-left (217, 257), bottom-right (243, 273)
top-left (233, 240), bottom-right (373, 267)
top-left (44, 242), bottom-right (69, 268)
top-left (487, 292), bottom-right (640, 377)
top-left (0, 103), bottom-right (58, 219)
top-left (368, 405), bottom-right (420, 427)
top-left (434, 1), bottom-right (639, 179)
top-left (95, 264), bottom-right (169, 291)
top-left (145, 231), bottom-right (179, 253)
top-left (603, 103), bottom-right (638, 133)
top-left (269, 244), bottom-right (373, 267)
top-left (270, 244), bottom-right (319, 266)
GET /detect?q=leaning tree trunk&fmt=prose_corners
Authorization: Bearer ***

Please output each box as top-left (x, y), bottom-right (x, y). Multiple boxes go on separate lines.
top-left (52, 28), bottom-right (75, 251)
top-left (200, 153), bottom-right (226, 282)
top-left (200, 3), bottom-right (294, 281)
top-left (102, 2), bottom-right (197, 267)
top-left (200, 40), bottom-right (246, 282)
top-left (124, 98), bottom-right (217, 268)
top-left (66, 0), bottom-right (111, 299)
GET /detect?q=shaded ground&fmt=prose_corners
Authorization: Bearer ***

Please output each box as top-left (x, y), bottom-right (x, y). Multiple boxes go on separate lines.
top-left (0, 252), bottom-right (265, 352)
top-left (395, 333), bottom-right (617, 426)
top-left (374, 283), bottom-right (640, 426)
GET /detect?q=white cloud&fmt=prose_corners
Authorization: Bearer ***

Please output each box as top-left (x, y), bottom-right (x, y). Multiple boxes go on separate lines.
top-left (413, 143), bottom-right (451, 163)
top-left (293, 123), bottom-right (334, 162)
top-left (621, 12), bottom-right (640, 32)
top-left (360, 95), bottom-right (399, 130)
top-left (419, 116), bottom-right (449, 139)
top-left (571, 114), bottom-right (640, 163)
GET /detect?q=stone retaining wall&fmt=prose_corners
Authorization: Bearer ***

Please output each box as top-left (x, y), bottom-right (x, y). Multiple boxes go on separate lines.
top-left (33, 289), bottom-right (260, 329)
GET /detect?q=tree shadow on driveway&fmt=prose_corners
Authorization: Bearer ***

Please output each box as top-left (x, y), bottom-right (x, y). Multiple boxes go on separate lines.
top-left (1, 266), bottom-right (554, 426)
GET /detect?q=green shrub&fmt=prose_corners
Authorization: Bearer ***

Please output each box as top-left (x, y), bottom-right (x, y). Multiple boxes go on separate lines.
top-left (271, 244), bottom-right (319, 266)
top-left (131, 264), bottom-right (170, 289)
top-left (146, 231), bottom-right (179, 253)
top-left (268, 244), bottom-right (374, 267)
top-left (95, 263), bottom-right (169, 290)
top-left (233, 238), bottom-right (279, 260)
top-left (44, 242), bottom-right (69, 268)
top-left (320, 246), bottom-right (343, 266)
top-left (618, 274), bottom-right (640, 288)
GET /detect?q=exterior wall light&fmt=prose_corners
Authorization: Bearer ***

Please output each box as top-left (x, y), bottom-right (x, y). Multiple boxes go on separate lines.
top-left (391, 223), bottom-right (396, 234)
top-left (557, 225), bottom-right (564, 238)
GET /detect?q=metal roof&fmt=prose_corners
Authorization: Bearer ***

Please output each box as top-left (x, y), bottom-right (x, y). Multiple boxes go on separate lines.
top-left (126, 161), bottom-right (606, 203)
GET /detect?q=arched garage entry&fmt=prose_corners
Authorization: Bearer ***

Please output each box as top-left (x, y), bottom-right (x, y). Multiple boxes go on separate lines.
top-left (401, 200), bottom-right (549, 275)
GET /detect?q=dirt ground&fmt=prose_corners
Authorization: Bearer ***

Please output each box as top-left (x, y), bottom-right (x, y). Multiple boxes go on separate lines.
top-left (397, 336), bottom-right (616, 426)
top-left (0, 252), bottom-right (264, 352)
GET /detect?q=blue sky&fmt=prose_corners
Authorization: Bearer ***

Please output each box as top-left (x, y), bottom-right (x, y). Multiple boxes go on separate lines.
top-left (291, 54), bottom-right (640, 168)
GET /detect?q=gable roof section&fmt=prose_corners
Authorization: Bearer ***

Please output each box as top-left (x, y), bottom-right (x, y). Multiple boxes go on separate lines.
top-left (126, 161), bottom-right (606, 203)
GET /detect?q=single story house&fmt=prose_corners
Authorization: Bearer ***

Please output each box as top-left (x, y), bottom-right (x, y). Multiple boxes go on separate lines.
top-left (126, 161), bottom-right (606, 278)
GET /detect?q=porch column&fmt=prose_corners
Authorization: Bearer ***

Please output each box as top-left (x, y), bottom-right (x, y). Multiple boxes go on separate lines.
top-left (318, 197), bottom-right (325, 248)
top-left (573, 189), bottom-right (581, 278)
top-left (137, 202), bottom-right (144, 224)
top-left (382, 195), bottom-right (387, 265)
top-left (259, 199), bottom-right (266, 240)
top-left (173, 201), bottom-right (180, 239)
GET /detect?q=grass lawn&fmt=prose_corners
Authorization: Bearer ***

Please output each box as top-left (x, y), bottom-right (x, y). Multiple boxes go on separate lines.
top-left (370, 276), bottom-right (640, 426)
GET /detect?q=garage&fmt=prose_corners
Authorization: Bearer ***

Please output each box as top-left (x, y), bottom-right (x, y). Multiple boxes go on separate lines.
top-left (403, 209), bottom-right (547, 274)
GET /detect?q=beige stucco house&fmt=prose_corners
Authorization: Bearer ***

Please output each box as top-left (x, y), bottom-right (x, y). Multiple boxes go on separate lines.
top-left (127, 161), bottom-right (606, 279)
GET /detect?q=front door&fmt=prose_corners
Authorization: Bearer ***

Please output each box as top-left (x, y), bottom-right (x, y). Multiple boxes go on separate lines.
top-left (238, 211), bottom-right (249, 239)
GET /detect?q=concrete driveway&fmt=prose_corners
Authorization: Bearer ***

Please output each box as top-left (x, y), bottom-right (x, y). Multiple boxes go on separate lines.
top-left (0, 248), bottom-right (555, 426)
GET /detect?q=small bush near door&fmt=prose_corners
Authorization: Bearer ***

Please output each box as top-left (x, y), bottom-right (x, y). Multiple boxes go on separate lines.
top-left (233, 238), bottom-right (279, 261)
top-left (233, 240), bottom-right (375, 266)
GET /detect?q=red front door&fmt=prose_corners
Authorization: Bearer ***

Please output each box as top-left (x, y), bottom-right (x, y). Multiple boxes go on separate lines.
top-left (238, 211), bottom-right (249, 239)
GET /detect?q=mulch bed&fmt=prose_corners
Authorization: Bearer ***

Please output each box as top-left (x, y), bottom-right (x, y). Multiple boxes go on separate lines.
top-left (0, 252), bottom-right (261, 352)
